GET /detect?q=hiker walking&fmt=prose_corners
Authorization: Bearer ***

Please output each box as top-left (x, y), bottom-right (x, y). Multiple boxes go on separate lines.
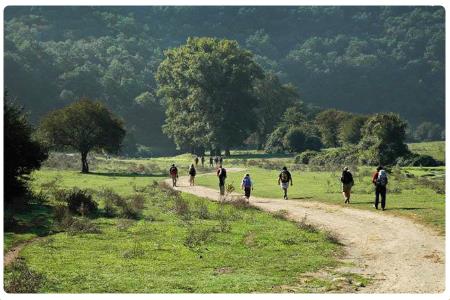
top-left (201, 156), bottom-right (205, 167)
top-left (217, 164), bottom-right (227, 199)
top-left (209, 156), bottom-right (214, 167)
top-left (341, 167), bottom-right (354, 204)
top-left (169, 164), bottom-right (179, 187)
top-left (188, 164), bottom-right (196, 186)
top-left (372, 166), bottom-right (388, 210)
top-left (219, 156), bottom-right (223, 165)
top-left (214, 156), bottom-right (219, 167)
top-left (278, 166), bottom-right (293, 200)
top-left (241, 173), bottom-right (253, 202)
top-left (194, 156), bottom-right (199, 167)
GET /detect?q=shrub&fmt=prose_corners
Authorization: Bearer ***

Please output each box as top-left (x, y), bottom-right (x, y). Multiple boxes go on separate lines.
top-left (308, 147), bottom-right (359, 168)
top-left (184, 227), bottom-right (215, 249)
top-left (103, 197), bottom-right (117, 218)
top-left (4, 260), bottom-right (45, 293)
top-left (66, 217), bottom-right (101, 235)
top-left (195, 201), bottom-right (210, 219)
top-left (395, 153), bottom-right (442, 167)
top-left (173, 197), bottom-right (191, 220)
top-left (295, 150), bottom-right (320, 164)
top-left (64, 189), bottom-right (98, 216)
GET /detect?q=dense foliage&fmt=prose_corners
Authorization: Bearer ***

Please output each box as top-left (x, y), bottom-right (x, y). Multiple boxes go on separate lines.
top-left (4, 92), bottom-right (48, 205)
top-left (4, 6), bottom-right (444, 153)
top-left (156, 37), bottom-right (263, 154)
top-left (38, 99), bottom-right (126, 172)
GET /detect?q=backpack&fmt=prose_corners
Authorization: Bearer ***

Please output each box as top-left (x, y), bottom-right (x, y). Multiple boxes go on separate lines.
top-left (219, 168), bottom-right (227, 179)
top-left (376, 170), bottom-right (387, 187)
top-left (189, 167), bottom-right (196, 176)
top-left (242, 177), bottom-right (251, 187)
top-left (341, 171), bottom-right (353, 184)
top-left (280, 170), bottom-right (290, 183)
top-left (170, 167), bottom-right (177, 176)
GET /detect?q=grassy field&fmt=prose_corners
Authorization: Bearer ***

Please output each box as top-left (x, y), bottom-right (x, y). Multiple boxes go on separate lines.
top-left (196, 166), bottom-right (445, 233)
top-left (408, 141), bottom-right (445, 162)
top-left (4, 168), bottom-right (356, 293)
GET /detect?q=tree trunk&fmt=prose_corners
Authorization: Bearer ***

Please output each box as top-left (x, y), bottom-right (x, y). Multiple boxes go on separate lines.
top-left (81, 151), bottom-right (89, 173)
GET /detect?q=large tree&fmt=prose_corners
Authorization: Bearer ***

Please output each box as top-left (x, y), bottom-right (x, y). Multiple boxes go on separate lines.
top-left (156, 37), bottom-right (263, 155)
top-left (38, 99), bottom-right (125, 173)
top-left (4, 91), bottom-right (48, 205)
top-left (315, 109), bottom-right (351, 148)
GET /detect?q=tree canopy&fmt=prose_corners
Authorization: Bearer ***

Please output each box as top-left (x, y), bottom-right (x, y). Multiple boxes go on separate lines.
top-left (156, 37), bottom-right (263, 155)
top-left (4, 91), bottom-right (48, 205)
top-left (38, 99), bottom-right (126, 172)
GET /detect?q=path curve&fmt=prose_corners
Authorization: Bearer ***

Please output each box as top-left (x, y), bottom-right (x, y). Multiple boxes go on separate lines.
top-left (166, 170), bottom-right (445, 293)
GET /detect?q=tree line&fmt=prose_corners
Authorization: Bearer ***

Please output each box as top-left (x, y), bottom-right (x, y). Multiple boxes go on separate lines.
top-left (4, 6), bottom-right (445, 154)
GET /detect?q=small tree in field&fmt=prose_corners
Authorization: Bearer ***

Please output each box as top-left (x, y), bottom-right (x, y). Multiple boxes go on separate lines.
top-left (38, 99), bottom-right (125, 173)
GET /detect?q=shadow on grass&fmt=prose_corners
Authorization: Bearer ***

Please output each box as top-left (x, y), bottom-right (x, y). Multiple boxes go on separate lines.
top-left (5, 203), bottom-right (54, 236)
top-left (387, 207), bottom-right (425, 211)
top-left (87, 172), bottom-right (163, 178)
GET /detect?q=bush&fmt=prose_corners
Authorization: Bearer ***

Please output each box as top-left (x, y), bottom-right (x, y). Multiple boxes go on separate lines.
top-left (173, 196), bottom-right (191, 220)
top-left (4, 259), bottom-right (45, 293)
top-left (295, 150), bottom-right (320, 164)
top-left (65, 217), bottom-right (101, 235)
top-left (64, 189), bottom-right (98, 216)
top-left (195, 201), bottom-right (210, 219)
top-left (395, 153), bottom-right (443, 167)
top-left (184, 227), bottom-right (215, 249)
top-left (308, 147), bottom-right (359, 168)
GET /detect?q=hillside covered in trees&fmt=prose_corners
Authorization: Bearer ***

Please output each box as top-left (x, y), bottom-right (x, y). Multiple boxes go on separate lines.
top-left (4, 6), bottom-right (444, 154)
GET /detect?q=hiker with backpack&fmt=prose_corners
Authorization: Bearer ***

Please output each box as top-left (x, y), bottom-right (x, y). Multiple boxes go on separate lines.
top-left (278, 166), bottom-right (293, 200)
top-left (341, 167), bottom-right (354, 204)
top-left (188, 164), bottom-right (196, 186)
top-left (241, 173), bottom-right (253, 201)
top-left (217, 164), bottom-right (227, 198)
top-left (201, 156), bottom-right (205, 167)
top-left (214, 156), bottom-right (219, 167)
top-left (209, 156), bottom-right (214, 167)
top-left (169, 164), bottom-right (179, 187)
top-left (372, 166), bottom-right (388, 210)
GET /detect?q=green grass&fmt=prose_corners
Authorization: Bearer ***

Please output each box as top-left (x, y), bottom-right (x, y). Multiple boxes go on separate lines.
top-left (196, 166), bottom-right (445, 233)
top-left (5, 168), bottom-right (346, 293)
top-left (408, 141), bottom-right (445, 162)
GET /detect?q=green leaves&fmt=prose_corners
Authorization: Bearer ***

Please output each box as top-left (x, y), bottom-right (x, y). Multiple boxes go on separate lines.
top-left (156, 37), bottom-right (263, 152)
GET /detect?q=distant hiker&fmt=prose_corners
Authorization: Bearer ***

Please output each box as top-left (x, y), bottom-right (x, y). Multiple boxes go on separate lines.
top-left (278, 166), bottom-right (293, 200)
top-left (201, 156), bottom-right (205, 167)
top-left (214, 156), bottom-right (219, 166)
top-left (241, 173), bottom-right (253, 201)
top-left (169, 164), bottom-right (179, 187)
top-left (341, 167), bottom-right (354, 204)
top-left (217, 164), bottom-right (227, 198)
top-left (188, 164), bottom-right (197, 186)
top-left (209, 156), bottom-right (214, 167)
top-left (372, 166), bottom-right (388, 210)
top-left (194, 156), bottom-right (199, 167)
top-left (219, 156), bottom-right (223, 165)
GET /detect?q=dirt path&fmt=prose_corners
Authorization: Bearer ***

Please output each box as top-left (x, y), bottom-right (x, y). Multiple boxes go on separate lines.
top-left (4, 237), bottom-right (42, 267)
top-left (166, 170), bottom-right (445, 293)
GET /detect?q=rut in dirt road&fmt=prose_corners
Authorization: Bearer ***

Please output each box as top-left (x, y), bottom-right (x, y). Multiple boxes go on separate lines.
top-left (165, 172), bottom-right (445, 293)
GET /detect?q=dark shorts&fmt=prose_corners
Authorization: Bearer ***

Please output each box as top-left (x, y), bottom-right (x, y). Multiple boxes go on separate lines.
top-left (244, 187), bottom-right (251, 198)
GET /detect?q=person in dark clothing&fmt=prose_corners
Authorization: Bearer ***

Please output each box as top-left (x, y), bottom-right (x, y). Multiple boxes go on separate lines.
top-left (372, 166), bottom-right (388, 210)
top-left (278, 166), bottom-right (293, 200)
top-left (217, 164), bottom-right (227, 199)
top-left (169, 164), bottom-right (178, 187)
top-left (209, 156), bottom-right (213, 167)
top-left (341, 167), bottom-right (354, 204)
top-left (219, 156), bottom-right (223, 165)
top-left (188, 164), bottom-right (196, 186)
top-left (241, 173), bottom-right (253, 201)
top-left (201, 156), bottom-right (205, 167)
top-left (214, 156), bottom-right (219, 166)
top-left (194, 156), bottom-right (199, 167)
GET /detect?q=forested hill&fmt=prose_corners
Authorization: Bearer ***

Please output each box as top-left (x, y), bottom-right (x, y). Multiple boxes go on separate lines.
top-left (4, 6), bottom-right (444, 153)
